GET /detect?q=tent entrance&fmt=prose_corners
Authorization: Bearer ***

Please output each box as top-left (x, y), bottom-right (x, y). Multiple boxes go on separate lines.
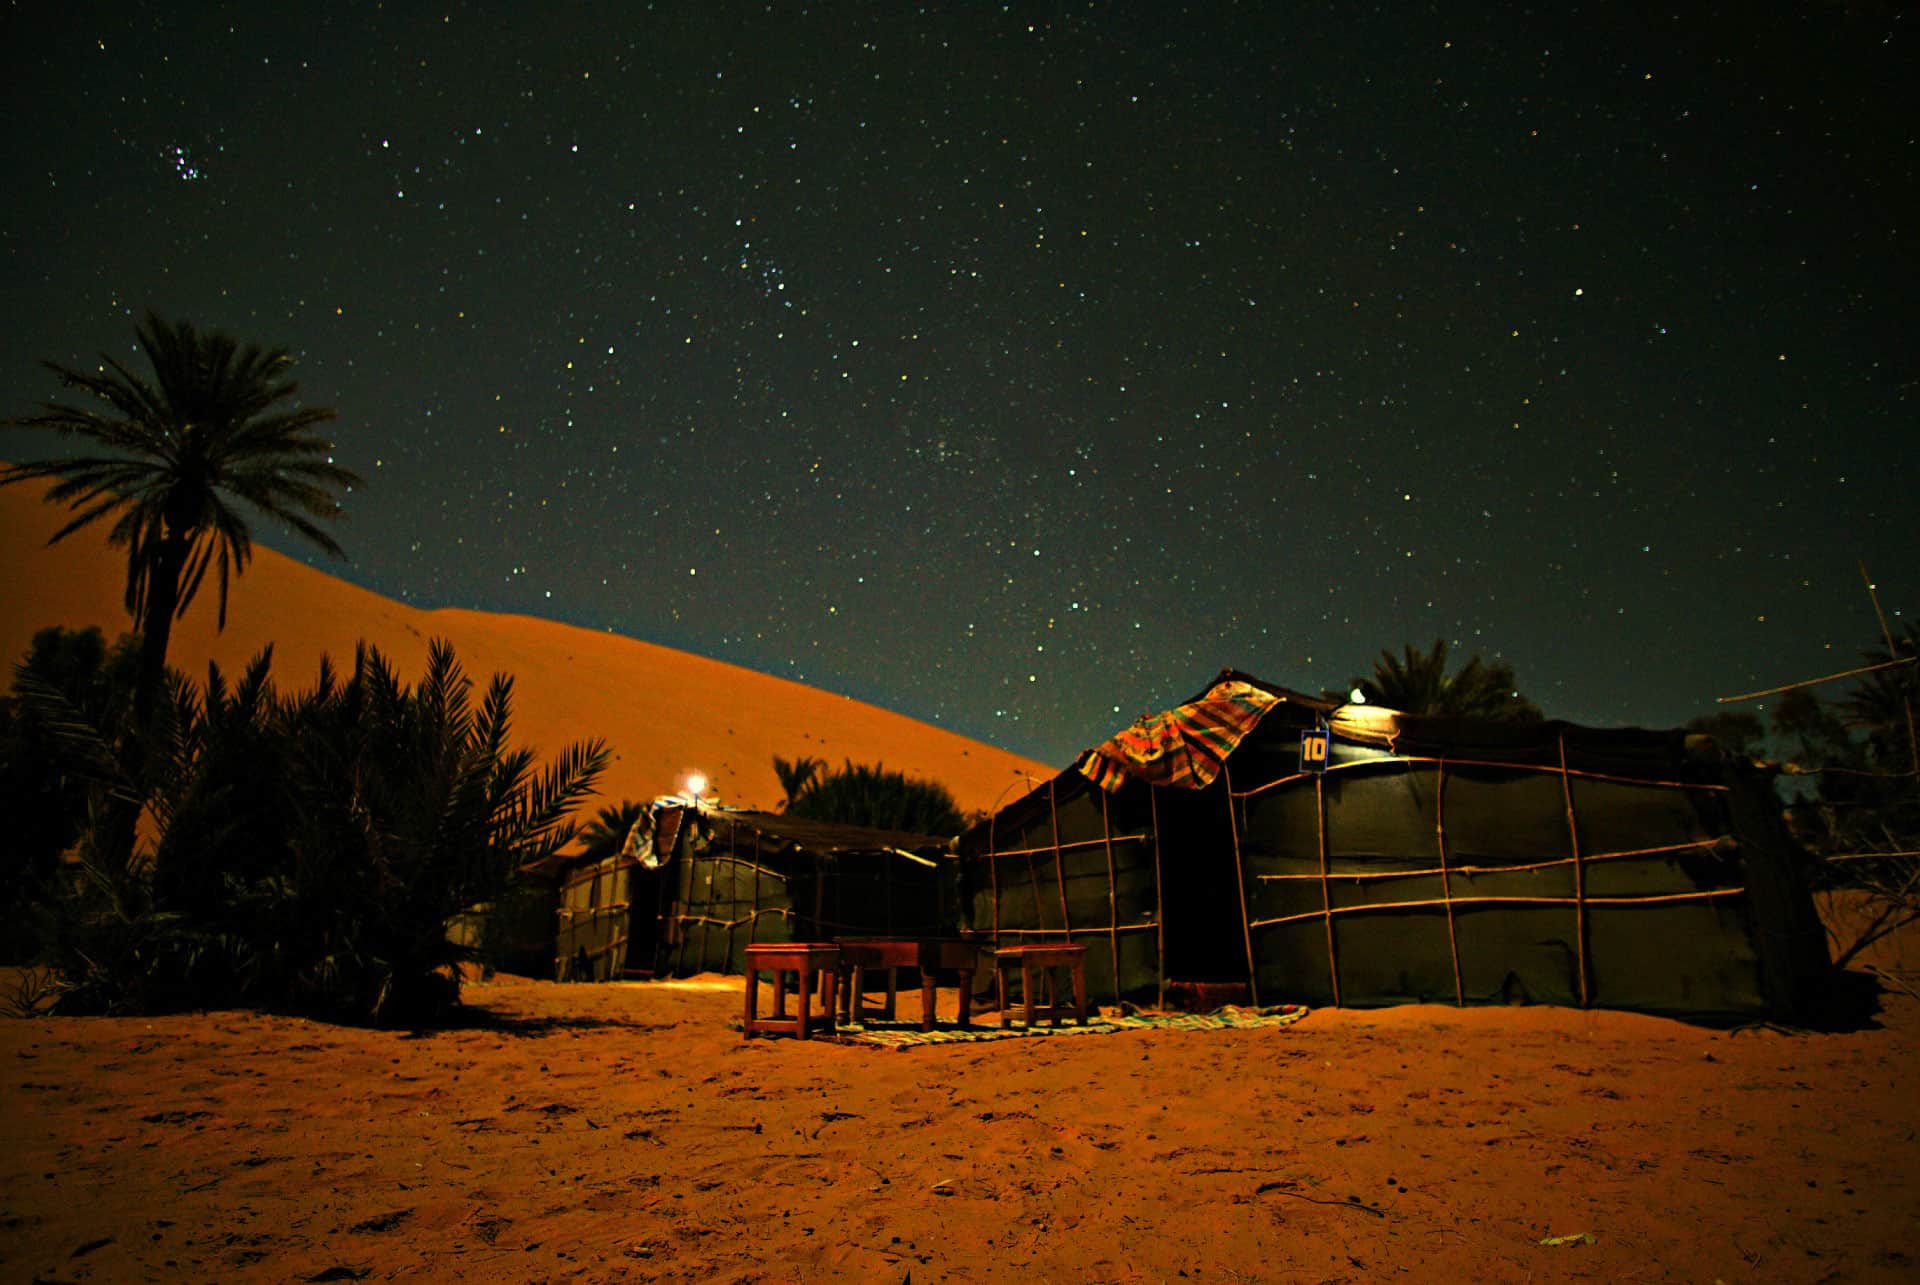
top-left (621, 868), bottom-right (668, 978)
top-left (1155, 785), bottom-right (1251, 986)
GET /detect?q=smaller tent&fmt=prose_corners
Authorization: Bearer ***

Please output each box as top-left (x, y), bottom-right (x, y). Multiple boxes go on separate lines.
top-left (552, 797), bottom-right (958, 980)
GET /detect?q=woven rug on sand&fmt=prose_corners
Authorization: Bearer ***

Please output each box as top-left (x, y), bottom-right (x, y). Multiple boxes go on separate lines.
top-left (813, 1003), bottom-right (1309, 1051)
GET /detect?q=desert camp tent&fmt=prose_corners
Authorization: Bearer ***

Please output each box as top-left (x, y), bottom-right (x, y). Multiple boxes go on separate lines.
top-left (958, 670), bottom-right (1829, 1022)
top-left (553, 797), bottom-right (956, 981)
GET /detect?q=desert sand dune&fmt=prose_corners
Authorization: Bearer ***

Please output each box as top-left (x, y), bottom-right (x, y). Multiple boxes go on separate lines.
top-left (1, 474), bottom-right (1056, 817)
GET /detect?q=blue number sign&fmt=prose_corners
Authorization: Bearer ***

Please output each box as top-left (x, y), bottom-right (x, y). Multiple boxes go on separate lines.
top-left (1300, 728), bottom-right (1330, 773)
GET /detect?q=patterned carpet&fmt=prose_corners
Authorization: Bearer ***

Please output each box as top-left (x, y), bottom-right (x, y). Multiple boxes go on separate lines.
top-left (814, 1003), bottom-right (1310, 1051)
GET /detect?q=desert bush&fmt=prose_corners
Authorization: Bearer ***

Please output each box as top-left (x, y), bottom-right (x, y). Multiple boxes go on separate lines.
top-left (0, 627), bottom-right (140, 961)
top-left (16, 638), bottom-right (608, 1025)
top-left (1773, 623), bottom-right (1920, 968)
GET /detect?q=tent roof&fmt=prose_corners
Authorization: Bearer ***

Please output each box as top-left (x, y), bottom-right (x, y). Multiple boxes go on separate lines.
top-left (965, 666), bottom-right (1724, 845)
top-left (686, 805), bottom-right (953, 857)
top-left (531, 799), bottom-right (952, 879)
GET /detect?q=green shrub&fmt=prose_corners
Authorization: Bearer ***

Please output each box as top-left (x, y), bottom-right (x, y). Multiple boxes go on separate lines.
top-left (19, 638), bottom-right (608, 1025)
top-left (0, 627), bottom-right (140, 961)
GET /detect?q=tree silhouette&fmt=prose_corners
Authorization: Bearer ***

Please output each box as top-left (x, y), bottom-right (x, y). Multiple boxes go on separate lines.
top-left (0, 627), bottom-right (140, 959)
top-left (778, 757), bottom-right (964, 836)
top-left (1684, 710), bottom-right (1768, 760)
top-left (575, 799), bottom-right (648, 861)
top-left (26, 639), bottom-right (609, 1022)
top-left (1350, 639), bottom-right (1542, 721)
top-left (1, 312), bottom-right (361, 733)
top-left (772, 754), bottom-right (823, 810)
top-left (1841, 622), bottom-right (1919, 776)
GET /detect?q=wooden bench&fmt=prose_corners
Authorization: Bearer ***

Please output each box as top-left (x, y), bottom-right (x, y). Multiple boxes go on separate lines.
top-left (742, 943), bottom-right (840, 1040)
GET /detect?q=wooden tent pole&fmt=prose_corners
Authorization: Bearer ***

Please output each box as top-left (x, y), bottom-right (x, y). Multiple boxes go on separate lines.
top-left (1437, 760), bottom-right (1464, 1006)
top-left (726, 820), bottom-right (741, 970)
top-left (1223, 762), bottom-right (1261, 1007)
top-left (1247, 884), bottom-right (1746, 928)
top-left (988, 808), bottom-right (1002, 950)
top-left (1237, 754), bottom-right (1731, 797)
top-left (1024, 824), bottom-right (1049, 932)
top-left (1862, 560), bottom-right (1920, 780)
top-left (1099, 789), bottom-right (1122, 1002)
top-left (673, 812), bottom-right (691, 977)
top-left (652, 843), bottom-right (672, 978)
top-left (1252, 836), bottom-right (1723, 881)
top-left (751, 826), bottom-right (763, 954)
top-left (1150, 785), bottom-right (1168, 1010)
top-left (1316, 773), bottom-right (1342, 1007)
top-left (1047, 778), bottom-right (1074, 943)
top-left (1558, 735), bottom-right (1591, 1007)
top-left (813, 835), bottom-right (826, 939)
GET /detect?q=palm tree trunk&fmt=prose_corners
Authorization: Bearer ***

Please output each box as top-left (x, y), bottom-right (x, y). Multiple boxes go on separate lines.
top-left (103, 535), bottom-right (189, 872)
top-left (133, 537), bottom-right (189, 734)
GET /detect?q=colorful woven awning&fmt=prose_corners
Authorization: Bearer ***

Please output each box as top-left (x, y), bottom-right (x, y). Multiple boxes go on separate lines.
top-left (1075, 679), bottom-right (1282, 791)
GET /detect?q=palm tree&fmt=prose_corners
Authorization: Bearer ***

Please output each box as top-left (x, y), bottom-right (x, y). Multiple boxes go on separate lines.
top-left (1351, 639), bottom-right (1542, 722)
top-left (782, 758), bottom-right (966, 836)
top-left (1842, 623), bottom-right (1919, 776)
top-left (576, 800), bottom-right (648, 861)
top-left (772, 754), bottom-right (824, 810)
top-left (2, 312), bottom-right (362, 731)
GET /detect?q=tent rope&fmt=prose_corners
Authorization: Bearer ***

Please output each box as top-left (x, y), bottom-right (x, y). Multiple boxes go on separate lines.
top-left (1438, 759), bottom-right (1465, 1006)
top-left (1247, 886), bottom-right (1748, 929)
top-left (1251, 836), bottom-right (1728, 882)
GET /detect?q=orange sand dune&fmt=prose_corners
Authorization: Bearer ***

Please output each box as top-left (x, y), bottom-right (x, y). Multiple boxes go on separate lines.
top-left (1, 475), bottom-right (1055, 817)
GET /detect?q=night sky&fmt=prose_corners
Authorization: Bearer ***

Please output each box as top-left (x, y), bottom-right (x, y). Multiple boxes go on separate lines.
top-left (3, 3), bottom-right (1913, 767)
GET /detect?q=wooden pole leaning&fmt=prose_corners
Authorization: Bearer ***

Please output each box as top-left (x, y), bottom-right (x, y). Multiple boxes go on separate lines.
top-left (1316, 773), bottom-right (1342, 1007)
top-left (1100, 789), bottom-right (1122, 1003)
top-left (1149, 785), bottom-right (1168, 1011)
top-left (1047, 778), bottom-right (1074, 941)
top-left (1558, 734), bottom-right (1591, 1008)
top-left (987, 809), bottom-right (1002, 951)
top-left (1223, 762), bottom-right (1261, 1007)
top-left (1437, 759), bottom-right (1465, 1006)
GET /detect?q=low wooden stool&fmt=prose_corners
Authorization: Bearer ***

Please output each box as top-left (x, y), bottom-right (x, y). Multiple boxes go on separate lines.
top-left (920, 939), bottom-right (981, 1032)
top-left (835, 938), bottom-right (920, 1026)
top-left (993, 943), bottom-right (1088, 1029)
top-left (743, 943), bottom-right (840, 1040)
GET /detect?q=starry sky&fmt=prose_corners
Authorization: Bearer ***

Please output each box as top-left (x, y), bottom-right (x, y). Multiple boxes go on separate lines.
top-left (2, 2), bottom-right (1914, 767)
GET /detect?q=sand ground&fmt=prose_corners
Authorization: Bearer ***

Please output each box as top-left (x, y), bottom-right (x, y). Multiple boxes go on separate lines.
top-left (1, 895), bottom-right (1915, 1285)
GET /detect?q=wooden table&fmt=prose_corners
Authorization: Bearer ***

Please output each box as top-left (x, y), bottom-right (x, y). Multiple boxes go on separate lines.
top-left (836, 938), bottom-right (982, 1032)
top-left (742, 943), bottom-right (840, 1040)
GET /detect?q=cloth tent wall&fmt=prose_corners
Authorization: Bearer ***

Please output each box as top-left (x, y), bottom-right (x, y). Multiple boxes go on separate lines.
top-left (961, 775), bottom-right (1166, 1006)
top-left (553, 852), bottom-right (665, 982)
top-left (959, 672), bottom-right (1830, 1023)
top-left (1234, 724), bottom-right (1826, 1019)
top-left (656, 807), bottom-right (958, 978)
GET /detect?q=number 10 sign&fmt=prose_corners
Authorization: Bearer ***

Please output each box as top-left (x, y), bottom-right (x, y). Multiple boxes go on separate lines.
top-left (1300, 728), bottom-right (1330, 773)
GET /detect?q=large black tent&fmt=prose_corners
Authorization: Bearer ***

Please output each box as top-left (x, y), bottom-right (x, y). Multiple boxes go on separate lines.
top-left (958, 671), bottom-right (1829, 1022)
top-left (552, 799), bottom-right (956, 980)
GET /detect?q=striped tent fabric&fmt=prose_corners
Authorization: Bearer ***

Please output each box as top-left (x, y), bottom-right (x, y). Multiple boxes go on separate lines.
top-left (1075, 679), bottom-right (1281, 791)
